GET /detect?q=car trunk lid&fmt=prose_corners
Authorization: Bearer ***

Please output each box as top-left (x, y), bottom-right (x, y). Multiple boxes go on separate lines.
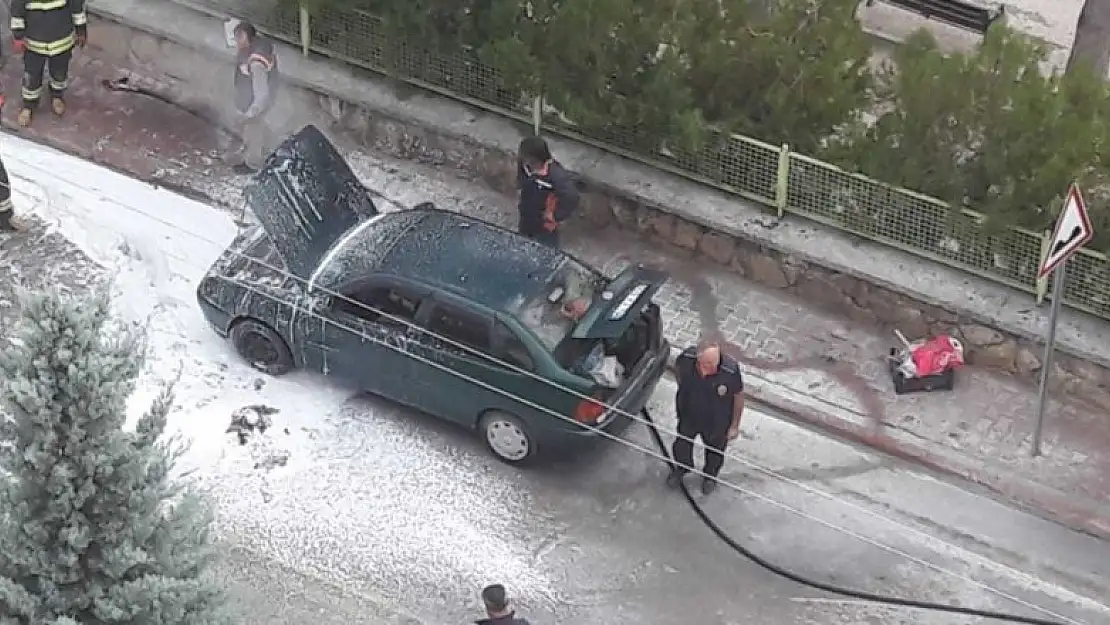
top-left (571, 266), bottom-right (667, 340)
top-left (244, 124), bottom-right (379, 279)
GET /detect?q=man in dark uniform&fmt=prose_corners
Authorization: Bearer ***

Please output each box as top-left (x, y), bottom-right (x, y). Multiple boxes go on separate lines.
top-left (667, 341), bottom-right (746, 495)
top-left (475, 584), bottom-right (530, 625)
top-left (11, 0), bottom-right (87, 127)
top-left (0, 88), bottom-right (16, 232)
top-left (517, 135), bottom-right (578, 248)
top-left (228, 21), bottom-right (280, 173)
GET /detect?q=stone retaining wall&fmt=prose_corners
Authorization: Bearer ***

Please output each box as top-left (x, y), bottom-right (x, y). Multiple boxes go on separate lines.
top-left (88, 11), bottom-right (1110, 410)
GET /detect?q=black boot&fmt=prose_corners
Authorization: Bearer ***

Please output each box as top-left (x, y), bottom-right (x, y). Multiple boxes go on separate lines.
top-left (0, 211), bottom-right (16, 232)
top-left (701, 476), bottom-right (718, 495)
top-left (666, 468), bottom-right (686, 489)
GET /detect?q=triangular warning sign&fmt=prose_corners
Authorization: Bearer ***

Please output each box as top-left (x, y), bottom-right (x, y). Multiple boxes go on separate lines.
top-left (1038, 185), bottom-right (1094, 278)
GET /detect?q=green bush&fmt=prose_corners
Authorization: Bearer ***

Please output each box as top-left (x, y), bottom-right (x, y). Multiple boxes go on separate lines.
top-left (828, 26), bottom-right (1110, 248)
top-left (268, 0), bottom-right (1108, 252)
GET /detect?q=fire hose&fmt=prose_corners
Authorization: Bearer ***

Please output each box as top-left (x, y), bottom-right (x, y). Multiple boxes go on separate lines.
top-left (639, 408), bottom-right (1069, 625)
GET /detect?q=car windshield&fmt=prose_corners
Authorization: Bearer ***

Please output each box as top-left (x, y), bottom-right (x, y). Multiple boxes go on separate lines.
top-left (513, 257), bottom-right (604, 351)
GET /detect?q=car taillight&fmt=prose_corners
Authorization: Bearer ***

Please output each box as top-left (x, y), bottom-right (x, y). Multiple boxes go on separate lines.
top-left (573, 393), bottom-right (607, 424)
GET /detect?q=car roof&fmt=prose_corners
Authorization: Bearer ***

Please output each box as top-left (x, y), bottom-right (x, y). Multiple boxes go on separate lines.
top-left (308, 210), bottom-right (427, 289)
top-left (378, 209), bottom-right (575, 313)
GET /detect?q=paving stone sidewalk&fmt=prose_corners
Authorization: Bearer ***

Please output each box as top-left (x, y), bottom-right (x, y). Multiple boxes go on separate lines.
top-left (3, 49), bottom-right (1108, 541)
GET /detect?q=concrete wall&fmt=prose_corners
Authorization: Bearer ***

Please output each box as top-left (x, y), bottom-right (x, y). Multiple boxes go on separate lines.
top-left (87, 0), bottom-right (1110, 410)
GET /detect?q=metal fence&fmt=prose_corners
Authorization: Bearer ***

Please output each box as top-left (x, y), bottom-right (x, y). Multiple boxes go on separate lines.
top-left (173, 0), bottom-right (1110, 321)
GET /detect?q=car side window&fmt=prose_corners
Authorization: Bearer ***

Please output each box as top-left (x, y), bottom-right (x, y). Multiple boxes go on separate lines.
top-left (492, 322), bottom-right (534, 371)
top-left (424, 302), bottom-right (491, 354)
top-left (335, 285), bottom-right (422, 328)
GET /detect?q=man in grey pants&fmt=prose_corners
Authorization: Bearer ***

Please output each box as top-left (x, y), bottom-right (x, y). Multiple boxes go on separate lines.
top-left (103, 20), bottom-right (279, 174)
top-left (227, 20), bottom-right (279, 173)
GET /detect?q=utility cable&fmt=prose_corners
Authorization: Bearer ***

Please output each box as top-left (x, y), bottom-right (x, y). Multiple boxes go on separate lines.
top-left (639, 407), bottom-right (1076, 625)
top-left (209, 269), bottom-right (1078, 625)
top-left (4, 152), bottom-right (1091, 625)
top-left (4, 152), bottom-right (1082, 605)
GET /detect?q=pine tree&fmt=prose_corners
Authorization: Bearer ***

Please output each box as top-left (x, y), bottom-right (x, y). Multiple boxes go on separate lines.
top-left (0, 289), bottom-right (229, 625)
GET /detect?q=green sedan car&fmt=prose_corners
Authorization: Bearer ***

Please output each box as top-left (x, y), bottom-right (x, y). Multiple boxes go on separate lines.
top-left (197, 125), bottom-right (671, 463)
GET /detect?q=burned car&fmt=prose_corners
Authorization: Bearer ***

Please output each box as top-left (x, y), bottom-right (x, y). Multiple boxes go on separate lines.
top-left (196, 125), bottom-right (671, 463)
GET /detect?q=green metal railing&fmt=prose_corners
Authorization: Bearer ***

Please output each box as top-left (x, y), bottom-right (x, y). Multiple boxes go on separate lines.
top-left (171, 0), bottom-right (1110, 321)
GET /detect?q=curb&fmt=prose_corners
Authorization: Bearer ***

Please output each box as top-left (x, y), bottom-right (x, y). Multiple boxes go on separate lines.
top-left (663, 345), bottom-right (1110, 541)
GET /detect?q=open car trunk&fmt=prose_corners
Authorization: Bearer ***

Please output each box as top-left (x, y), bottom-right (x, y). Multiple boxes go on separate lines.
top-left (554, 267), bottom-right (666, 398)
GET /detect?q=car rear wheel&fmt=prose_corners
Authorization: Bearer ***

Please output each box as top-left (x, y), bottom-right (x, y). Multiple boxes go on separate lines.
top-left (230, 318), bottom-right (295, 376)
top-left (479, 412), bottom-right (534, 464)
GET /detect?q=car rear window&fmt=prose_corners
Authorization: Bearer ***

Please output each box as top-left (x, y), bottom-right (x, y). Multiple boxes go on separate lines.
top-left (513, 257), bottom-right (603, 351)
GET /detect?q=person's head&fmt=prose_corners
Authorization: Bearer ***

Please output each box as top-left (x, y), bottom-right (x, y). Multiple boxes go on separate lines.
top-left (518, 135), bottom-right (552, 170)
top-left (233, 21), bottom-right (257, 51)
top-left (481, 584), bottom-right (511, 617)
top-left (695, 339), bottom-right (722, 377)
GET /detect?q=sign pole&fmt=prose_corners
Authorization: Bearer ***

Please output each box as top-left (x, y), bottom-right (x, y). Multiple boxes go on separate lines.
top-left (1032, 259), bottom-right (1067, 457)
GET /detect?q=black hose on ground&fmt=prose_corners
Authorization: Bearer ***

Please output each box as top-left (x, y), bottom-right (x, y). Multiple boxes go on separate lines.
top-left (639, 407), bottom-right (1069, 625)
top-left (101, 79), bottom-right (243, 142)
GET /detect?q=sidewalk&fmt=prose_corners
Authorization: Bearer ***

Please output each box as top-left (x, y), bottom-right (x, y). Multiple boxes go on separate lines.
top-left (4, 49), bottom-right (1109, 541)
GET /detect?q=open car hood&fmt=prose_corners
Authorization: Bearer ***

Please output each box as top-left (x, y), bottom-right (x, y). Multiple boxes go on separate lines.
top-left (244, 124), bottom-right (379, 279)
top-left (571, 266), bottom-right (667, 340)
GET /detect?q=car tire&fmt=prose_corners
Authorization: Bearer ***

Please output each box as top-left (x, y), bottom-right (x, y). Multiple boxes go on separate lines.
top-left (479, 411), bottom-right (535, 464)
top-left (230, 318), bottom-right (295, 376)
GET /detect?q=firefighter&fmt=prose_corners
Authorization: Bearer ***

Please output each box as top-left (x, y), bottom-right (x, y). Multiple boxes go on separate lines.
top-left (0, 89), bottom-right (15, 232)
top-left (517, 135), bottom-right (578, 248)
top-left (10, 0), bottom-right (88, 127)
top-left (667, 341), bottom-right (745, 495)
top-left (228, 21), bottom-right (279, 174)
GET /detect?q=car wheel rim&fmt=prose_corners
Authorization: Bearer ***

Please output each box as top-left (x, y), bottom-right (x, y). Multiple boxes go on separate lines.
top-left (242, 332), bottom-right (278, 365)
top-left (486, 420), bottom-right (529, 461)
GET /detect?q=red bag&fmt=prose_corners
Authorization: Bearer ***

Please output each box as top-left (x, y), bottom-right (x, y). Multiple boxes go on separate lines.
top-left (910, 336), bottom-right (965, 377)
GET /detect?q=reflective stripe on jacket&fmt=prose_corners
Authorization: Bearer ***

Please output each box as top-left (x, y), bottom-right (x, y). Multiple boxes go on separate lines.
top-left (11, 0), bottom-right (86, 56)
top-left (234, 38), bottom-right (279, 113)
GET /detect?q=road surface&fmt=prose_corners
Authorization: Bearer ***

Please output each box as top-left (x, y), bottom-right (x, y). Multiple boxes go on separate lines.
top-left (0, 133), bottom-right (1107, 625)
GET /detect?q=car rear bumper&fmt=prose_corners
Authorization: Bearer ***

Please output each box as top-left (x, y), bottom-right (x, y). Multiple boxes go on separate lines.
top-left (546, 338), bottom-right (671, 450)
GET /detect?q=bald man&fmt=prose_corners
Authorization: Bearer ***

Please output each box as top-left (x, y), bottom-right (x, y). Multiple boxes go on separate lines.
top-left (667, 341), bottom-right (745, 495)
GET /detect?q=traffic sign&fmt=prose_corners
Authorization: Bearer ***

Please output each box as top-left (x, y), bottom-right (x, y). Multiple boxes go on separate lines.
top-left (1038, 184), bottom-right (1093, 279)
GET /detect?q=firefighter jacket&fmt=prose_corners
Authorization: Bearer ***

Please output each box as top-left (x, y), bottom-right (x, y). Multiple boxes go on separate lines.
top-left (11, 0), bottom-right (87, 56)
top-left (234, 38), bottom-right (279, 116)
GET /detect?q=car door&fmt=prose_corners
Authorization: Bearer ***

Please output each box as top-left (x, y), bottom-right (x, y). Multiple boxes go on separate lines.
top-left (297, 279), bottom-right (427, 407)
top-left (407, 295), bottom-right (540, 425)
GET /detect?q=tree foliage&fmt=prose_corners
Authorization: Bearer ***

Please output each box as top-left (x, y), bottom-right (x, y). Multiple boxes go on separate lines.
top-left (828, 26), bottom-right (1110, 239)
top-left (280, 0), bottom-right (1109, 247)
top-left (0, 289), bottom-right (229, 625)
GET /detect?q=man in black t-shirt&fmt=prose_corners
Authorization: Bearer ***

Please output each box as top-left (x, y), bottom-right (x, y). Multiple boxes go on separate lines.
top-left (667, 341), bottom-right (745, 495)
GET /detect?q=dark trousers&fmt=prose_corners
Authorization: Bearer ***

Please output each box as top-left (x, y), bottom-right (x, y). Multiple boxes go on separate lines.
top-left (672, 417), bottom-right (729, 478)
top-left (518, 218), bottom-right (560, 248)
top-left (0, 156), bottom-right (11, 215)
top-left (22, 49), bottom-right (73, 106)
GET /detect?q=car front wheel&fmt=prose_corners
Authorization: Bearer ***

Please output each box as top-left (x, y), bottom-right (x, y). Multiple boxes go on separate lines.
top-left (229, 318), bottom-right (295, 376)
top-left (479, 412), bottom-right (534, 464)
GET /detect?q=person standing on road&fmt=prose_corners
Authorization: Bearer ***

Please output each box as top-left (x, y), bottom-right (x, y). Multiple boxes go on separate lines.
top-left (475, 584), bottom-right (530, 625)
top-left (517, 135), bottom-right (578, 248)
top-left (10, 0), bottom-right (87, 127)
top-left (227, 21), bottom-right (279, 174)
top-left (0, 88), bottom-right (16, 232)
top-left (667, 341), bottom-right (745, 495)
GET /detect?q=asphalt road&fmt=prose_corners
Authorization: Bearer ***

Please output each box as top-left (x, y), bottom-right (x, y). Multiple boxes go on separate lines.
top-left (194, 376), bottom-right (1110, 625)
top-left (1, 135), bottom-right (1109, 625)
